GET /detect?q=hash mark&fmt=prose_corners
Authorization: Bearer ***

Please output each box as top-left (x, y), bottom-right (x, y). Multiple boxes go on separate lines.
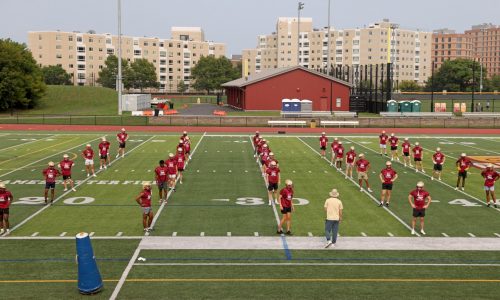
top-left (307, 232), bottom-right (313, 237)
top-left (200, 232), bottom-right (205, 237)
top-left (468, 233), bottom-right (476, 237)
top-left (59, 232), bottom-right (67, 237)
top-left (31, 232), bottom-right (39, 237)
top-left (227, 232), bottom-right (232, 237)
top-left (254, 232), bottom-right (259, 237)
top-left (361, 232), bottom-right (367, 237)
top-left (442, 233), bottom-right (449, 237)
top-left (172, 232), bottom-right (177, 237)
top-left (387, 232), bottom-right (394, 237)
top-left (494, 233), bottom-right (500, 238)
top-left (89, 232), bottom-right (95, 237)
top-left (116, 232), bottom-right (123, 237)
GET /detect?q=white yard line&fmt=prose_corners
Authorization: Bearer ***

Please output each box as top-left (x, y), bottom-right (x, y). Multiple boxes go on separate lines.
top-left (2, 236), bottom-right (143, 240)
top-left (0, 135), bottom-right (58, 153)
top-left (439, 138), bottom-right (500, 155)
top-left (297, 137), bottom-right (419, 236)
top-left (204, 134), bottom-right (500, 139)
top-left (134, 262), bottom-right (500, 267)
top-left (9, 136), bottom-right (156, 234)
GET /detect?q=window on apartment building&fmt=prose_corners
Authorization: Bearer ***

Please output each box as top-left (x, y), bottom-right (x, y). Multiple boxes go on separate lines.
top-left (88, 56), bottom-right (93, 60)
top-left (77, 46), bottom-right (85, 52)
top-left (336, 41), bottom-right (342, 46)
top-left (134, 50), bottom-right (141, 56)
top-left (56, 54), bottom-right (62, 59)
top-left (160, 67), bottom-right (166, 73)
top-left (183, 68), bottom-right (190, 74)
top-left (144, 50), bottom-right (148, 55)
top-left (448, 44), bottom-right (452, 49)
top-left (69, 64), bottom-right (73, 68)
top-left (98, 48), bottom-right (103, 52)
top-left (184, 53), bottom-right (190, 58)
top-left (457, 50), bottom-right (461, 55)
top-left (183, 61), bottom-right (190, 66)
top-left (133, 40), bottom-right (138, 46)
top-left (68, 36), bottom-right (73, 42)
top-left (69, 54), bottom-right (73, 59)
top-left (415, 51), bottom-right (420, 56)
top-left (416, 58), bottom-right (420, 63)
top-left (77, 64), bottom-right (85, 70)
top-left (55, 45), bottom-right (62, 50)
top-left (77, 37), bottom-right (82, 42)
top-left (168, 60), bottom-right (173, 65)
top-left (159, 42), bottom-right (164, 47)
top-left (353, 49), bottom-right (359, 54)
top-left (77, 56), bottom-right (85, 61)
top-left (368, 56), bottom-right (372, 60)
top-left (107, 49), bottom-right (114, 55)
top-left (77, 73), bottom-right (85, 79)
top-left (89, 37), bottom-right (93, 43)
top-left (160, 60), bottom-right (166, 65)
top-left (416, 42), bottom-right (420, 47)
top-left (144, 41), bottom-right (148, 46)
top-left (448, 51), bottom-right (451, 55)
top-left (177, 43), bottom-right (181, 48)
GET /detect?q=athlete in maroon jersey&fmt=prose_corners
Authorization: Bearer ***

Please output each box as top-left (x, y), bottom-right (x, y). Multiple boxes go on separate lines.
top-left (59, 154), bottom-right (76, 192)
top-left (264, 152), bottom-right (279, 169)
top-left (408, 181), bottom-right (431, 235)
top-left (389, 133), bottom-right (400, 162)
top-left (166, 153), bottom-right (178, 192)
top-left (356, 154), bottom-right (373, 192)
top-left (345, 146), bottom-right (356, 179)
top-left (319, 132), bottom-right (329, 157)
top-left (481, 164), bottom-right (499, 207)
top-left (0, 182), bottom-right (13, 236)
top-left (379, 161), bottom-right (398, 207)
top-left (455, 153), bottom-right (472, 191)
top-left (98, 137), bottom-right (111, 169)
top-left (135, 182), bottom-right (154, 232)
top-left (155, 160), bottom-right (169, 203)
top-left (116, 128), bottom-right (129, 158)
top-left (175, 148), bottom-right (186, 184)
top-left (176, 139), bottom-right (186, 155)
top-left (431, 147), bottom-right (446, 181)
top-left (412, 142), bottom-right (425, 173)
top-left (184, 136), bottom-right (192, 161)
top-left (330, 138), bottom-right (339, 166)
top-left (266, 161), bottom-right (281, 206)
top-left (253, 131), bottom-right (261, 158)
top-left (277, 179), bottom-right (294, 235)
top-left (401, 138), bottom-right (412, 167)
top-left (335, 142), bottom-right (345, 170)
top-left (379, 130), bottom-right (389, 156)
top-left (42, 161), bottom-right (60, 205)
top-left (82, 144), bottom-right (96, 177)
top-left (180, 131), bottom-right (188, 142)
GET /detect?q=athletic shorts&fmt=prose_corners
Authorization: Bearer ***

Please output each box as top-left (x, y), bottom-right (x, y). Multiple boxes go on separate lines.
top-left (62, 175), bottom-right (71, 180)
top-left (336, 157), bottom-right (343, 162)
top-left (414, 157), bottom-right (422, 162)
top-left (281, 207), bottom-right (292, 214)
top-left (380, 144), bottom-right (387, 149)
top-left (260, 160), bottom-right (266, 165)
top-left (382, 183), bottom-right (393, 190)
top-left (100, 154), bottom-right (108, 159)
top-left (157, 181), bottom-right (166, 189)
top-left (484, 186), bottom-right (495, 191)
top-left (178, 167), bottom-right (184, 172)
top-left (391, 146), bottom-right (397, 151)
top-left (358, 172), bottom-right (368, 180)
top-left (168, 174), bottom-right (176, 179)
top-left (412, 208), bottom-right (425, 217)
top-left (119, 142), bottom-right (126, 149)
top-left (142, 207), bottom-right (152, 214)
top-left (458, 171), bottom-right (467, 178)
top-left (403, 152), bottom-right (410, 157)
top-left (268, 182), bottom-right (278, 191)
top-left (433, 164), bottom-right (443, 171)
top-left (185, 150), bottom-right (191, 155)
top-left (346, 163), bottom-right (354, 168)
top-left (0, 208), bottom-right (10, 215)
top-left (320, 146), bottom-right (326, 150)
top-left (45, 182), bottom-right (56, 189)
top-left (85, 159), bottom-right (94, 166)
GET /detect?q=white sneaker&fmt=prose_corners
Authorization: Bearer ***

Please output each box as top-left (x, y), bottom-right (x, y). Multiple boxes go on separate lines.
top-left (63, 188), bottom-right (68, 192)
top-left (454, 187), bottom-right (459, 190)
top-left (0, 229), bottom-right (4, 235)
top-left (116, 154), bottom-right (119, 158)
top-left (345, 176), bottom-right (348, 179)
top-left (360, 188), bottom-right (363, 192)
top-left (368, 188), bottom-right (373, 193)
top-left (461, 187), bottom-right (465, 191)
top-left (422, 170), bottom-right (426, 174)
top-left (431, 177), bottom-right (434, 181)
top-left (87, 174), bottom-right (90, 177)
top-left (438, 178), bottom-right (442, 181)
top-left (391, 158), bottom-right (394, 161)
top-left (99, 166), bottom-right (103, 170)
top-left (420, 229), bottom-right (426, 235)
top-left (93, 174), bottom-right (97, 177)
top-left (330, 163), bottom-right (333, 167)
top-left (325, 241), bottom-right (332, 248)
top-left (72, 188), bottom-right (77, 192)
top-left (180, 180), bottom-right (183, 184)
top-left (122, 155), bottom-right (125, 158)
top-left (397, 158), bottom-right (400, 161)
top-left (104, 166), bottom-right (107, 169)
top-left (411, 229), bottom-right (416, 235)
top-left (404, 164), bottom-right (407, 167)
top-left (415, 169), bottom-right (418, 173)
top-left (275, 200), bottom-right (279, 205)
top-left (410, 164), bottom-right (413, 167)
top-left (4, 229), bottom-right (9, 236)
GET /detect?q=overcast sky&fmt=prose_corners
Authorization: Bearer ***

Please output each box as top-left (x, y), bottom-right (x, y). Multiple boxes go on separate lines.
top-left (1, 0), bottom-right (498, 56)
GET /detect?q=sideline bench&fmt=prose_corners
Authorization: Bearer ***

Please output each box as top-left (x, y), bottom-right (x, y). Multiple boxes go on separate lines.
top-left (268, 120), bottom-right (307, 127)
top-left (380, 112), bottom-right (453, 117)
top-left (320, 120), bottom-right (359, 127)
top-left (462, 112), bottom-right (500, 118)
top-left (281, 111), bottom-right (332, 117)
top-left (332, 111), bottom-right (357, 118)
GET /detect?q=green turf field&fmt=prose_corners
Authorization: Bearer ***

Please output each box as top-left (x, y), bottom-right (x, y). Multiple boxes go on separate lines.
top-left (0, 130), bottom-right (499, 299)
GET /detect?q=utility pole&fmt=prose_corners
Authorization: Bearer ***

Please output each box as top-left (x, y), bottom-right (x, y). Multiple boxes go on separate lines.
top-left (297, 2), bottom-right (304, 66)
top-left (326, 0), bottom-right (331, 75)
top-left (117, 0), bottom-right (123, 115)
top-left (480, 27), bottom-right (486, 93)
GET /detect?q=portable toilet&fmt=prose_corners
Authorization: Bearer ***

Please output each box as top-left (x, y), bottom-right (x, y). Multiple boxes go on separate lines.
top-left (399, 101), bottom-right (412, 113)
top-left (281, 99), bottom-right (292, 111)
top-left (290, 99), bottom-right (301, 112)
top-left (300, 99), bottom-right (312, 113)
top-left (387, 100), bottom-right (398, 112)
top-left (411, 100), bottom-right (422, 112)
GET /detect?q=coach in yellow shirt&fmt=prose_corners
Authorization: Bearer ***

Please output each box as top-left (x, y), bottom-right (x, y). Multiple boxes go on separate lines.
top-left (324, 189), bottom-right (343, 248)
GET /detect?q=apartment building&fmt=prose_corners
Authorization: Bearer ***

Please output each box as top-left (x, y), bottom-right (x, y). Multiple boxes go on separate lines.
top-left (28, 28), bottom-right (226, 91)
top-left (465, 24), bottom-right (500, 77)
top-left (242, 18), bottom-right (432, 85)
top-left (431, 29), bottom-right (473, 70)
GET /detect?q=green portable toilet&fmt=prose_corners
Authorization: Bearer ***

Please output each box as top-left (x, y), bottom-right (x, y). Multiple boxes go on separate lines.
top-left (399, 101), bottom-right (412, 112)
top-left (387, 100), bottom-right (398, 112)
top-left (411, 100), bottom-right (421, 112)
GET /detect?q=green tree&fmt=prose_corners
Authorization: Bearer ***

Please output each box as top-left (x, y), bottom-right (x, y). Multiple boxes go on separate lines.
top-left (97, 55), bottom-right (131, 89)
top-left (41, 65), bottom-right (72, 85)
top-left (177, 80), bottom-right (188, 94)
top-left (398, 80), bottom-right (421, 92)
top-left (425, 59), bottom-right (482, 92)
top-left (489, 75), bottom-right (500, 91)
top-left (128, 58), bottom-right (158, 91)
top-left (0, 39), bottom-right (46, 110)
top-left (191, 56), bottom-right (239, 94)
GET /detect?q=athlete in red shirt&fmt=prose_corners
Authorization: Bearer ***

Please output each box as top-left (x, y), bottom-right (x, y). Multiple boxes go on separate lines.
top-left (481, 164), bottom-right (499, 207)
top-left (266, 161), bottom-right (281, 206)
top-left (412, 142), bottom-right (425, 173)
top-left (330, 138), bottom-right (339, 166)
top-left (166, 153), bottom-right (178, 192)
top-left (379, 130), bottom-right (389, 156)
top-left (135, 182), bottom-right (154, 232)
top-left (116, 128), bottom-right (129, 158)
top-left (155, 160), bottom-right (169, 203)
top-left (82, 144), bottom-right (96, 177)
top-left (319, 132), bottom-right (329, 157)
top-left (180, 131), bottom-right (188, 142)
top-left (379, 161), bottom-right (398, 207)
top-left (335, 142), bottom-right (345, 170)
top-left (175, 148), bottom-right (186, 184)
top-left (389, 133), bottom-right (400, 162)
top-left (253, 131), bottom-right (261, 158)
top-left (356, 154), bottom-right (373, 192)
top-left (0, 182), bottom-right (13, 236)
top-left (42, 161), bottom-right (60, 205)
top-left (184, 136), bottom-right (192, 161)
top-left (98, 137), bottom-right (111, 169)
top-left (401, 138), bottom-right (413, 167)
top-left (408, 181), bottom-right (431, 235)
top-left (264, 152), bottom-right (279, 169)
top-left (455, 153), bottom-right (472, 191)
top-left (59, 154), bottom-right (76, 192)
top-left (277, 179), bottom-right (294, 235)
top-left (345, 146), bottom-right (357, 179)
top-left (432, 147), bottom-right (446, 181)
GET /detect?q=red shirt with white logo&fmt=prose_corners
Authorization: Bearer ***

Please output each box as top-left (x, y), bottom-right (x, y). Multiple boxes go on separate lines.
top-left (389, 136), bottom-right (399, 147)
top-left (336, 146), bottom-right (345, 158)
top-left (331, 141), bottom-right (339, 153)
top-left (409, 188), bottom-right (430, 210)
top-left (43, 167), bottom-right (60, 183)
top-left (99, 141), bottom-right (110, 156)
top-left (279, 187), bottom-right (293, 208)
top-left (0, 190), bottom-right (13, 209)
top-left (265, 158), bottom-right (278, 168)
top-left (184, 140), bottom-right (191, 152)
top-left (412, 146), bottom-right (423, 159)
top-left (402, 142), bottom-right (411, 153)
top-left (381, 168), bottom-right (397, 184)
top-left (82, 148), bottom-right (94, 159)
top-left (481, 169), bottom-right (499, 187)
top-left (166, 158), bottom-right (177, 175)
top-left (346, 150), bottom-right (356, 164)
top-left (253, 135), bottom-right (260, 146)
top-left (319, 136), bottom-right (328, 147)
top-left (456, 158), bottom-right (472, 172)
top-left (155, 166), bottom-right (169, 183)
top-left (117, 132), bottom-right (128, 143)
top-left (356, 159), bottom-right (370, 172)
top-left (433, 152), bottom-right (445, 164)
top-left (139, 189), bottom-right (152, 207)
top-left (175, 153), bottom-right (186, 169)
top-left (266, 167), bottom-right (280, 184)
top-left (59, 159), bottom-right (74, 176)
top-left (379, 134), bottom-right (388, 145)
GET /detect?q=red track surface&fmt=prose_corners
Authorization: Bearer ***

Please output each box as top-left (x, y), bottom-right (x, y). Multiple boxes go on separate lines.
top-left (0, 123), bottom-right (499, 134)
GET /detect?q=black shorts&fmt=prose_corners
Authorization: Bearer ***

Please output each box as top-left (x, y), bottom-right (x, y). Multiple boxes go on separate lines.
top-left (268, 182), bottom-right (278, 191)
top-left (281, 207), bottom-right (292, 214)
top-left (391, 146), bottom-right (397, 151)
top-left (458, 171), bottom-right (467, 178)
top-left (414, 157), bottom-right (422, 162)
top-left (320, 146), bottom-right (326, 150)
top-left (260, 160), bottom-right (266, 165)
top-left (119, 142), bottom-right (126, 149)
top-left (45, 182), bottom-right (56, 189)
top-left (433, 164), bottom-right (442, 171)
top-left (0, 208), bottom-right (9, 215)
top-left (62, 175), bottom-right (71, 180)
top-left (185, 150), bottom-right (191, 155)
top-left (100, 154), bottom-right (107, 159)
top-left (403, 152), bottom-right (410, 157)
top-left (178, 167), bottom-right (184, 172)
top-left (413, 208), bottom-right (426, 217)
top-left (382, 183), bottom-right (393, 190)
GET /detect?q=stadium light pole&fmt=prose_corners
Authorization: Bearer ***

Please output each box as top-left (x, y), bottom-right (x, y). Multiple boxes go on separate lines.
top-left (297, 2), bottom-right (304, 66)
top-left (117, 0), bottom-right (123, 115)
top-left (326, 0), bottom-right (331, 75)
top-left (479, 27), bottom-right (486, 93)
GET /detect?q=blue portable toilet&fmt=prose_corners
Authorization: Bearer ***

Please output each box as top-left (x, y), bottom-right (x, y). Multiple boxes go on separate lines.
top-left (281, 99), bottom-right (292, 111)
top-left (290, 99), bottom-right (301, 112)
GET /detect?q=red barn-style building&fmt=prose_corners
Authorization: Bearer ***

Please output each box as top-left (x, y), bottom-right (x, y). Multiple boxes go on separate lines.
top-left (222, 66), bottom-right (352, 111)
